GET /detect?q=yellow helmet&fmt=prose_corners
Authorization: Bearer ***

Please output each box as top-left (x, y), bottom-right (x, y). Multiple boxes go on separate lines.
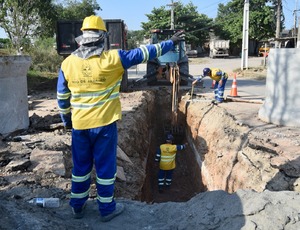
top-left (81, 15), bottom-right (107, 32)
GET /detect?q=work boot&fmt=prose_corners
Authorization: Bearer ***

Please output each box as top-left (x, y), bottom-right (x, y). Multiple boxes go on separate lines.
top-left (100, 203), bottom-right (125, 222)
top-left (211, 100), bottom-right (222, 105)
top-left (72, 203), bottom-right (86, 219)
top-left (165, 185), bottom-right (171, 190)
top-left (158, 185), bottom-right (164, 193)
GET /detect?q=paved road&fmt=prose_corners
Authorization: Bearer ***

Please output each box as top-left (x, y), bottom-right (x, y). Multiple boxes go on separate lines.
top-left (128, 56), bottom-right (267, 101)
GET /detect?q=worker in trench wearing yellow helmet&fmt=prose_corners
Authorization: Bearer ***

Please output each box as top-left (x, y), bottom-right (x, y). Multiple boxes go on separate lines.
top-left (57, 15), bottom-right (185, 221)
top-left (155, 134), bottom-right (187, 193)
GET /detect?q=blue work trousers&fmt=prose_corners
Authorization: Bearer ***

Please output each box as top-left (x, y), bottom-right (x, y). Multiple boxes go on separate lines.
top-left (158, 169), bottom-right (174, 188)
top-left (214, 78), bottom-right (228, 102)
top-left (70, 122), bottom-right (117, 216)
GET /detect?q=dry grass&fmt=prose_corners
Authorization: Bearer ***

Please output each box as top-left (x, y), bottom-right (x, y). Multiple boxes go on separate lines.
top-left (234, 67), bottom-right (267, 80)
top-left (188, 57), bottom-right (209, 64)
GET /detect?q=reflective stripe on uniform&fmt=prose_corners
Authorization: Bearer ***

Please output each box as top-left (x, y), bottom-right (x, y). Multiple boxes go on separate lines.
top-left (96, 173), bottom-right (116, 185)
top-left (140, 45), bottom-right (149, 63)
top-left (72, 172), bottom-right (91, 183)
top-left (158, 178), bottom-right (164, 186)
top-left (70, 187), bottom-right (91, 199)
top-left (97, 194), bottom-right (114, 203)
top-left (154, 44), bottom-right (162, 57)
top-left (160, 155), bottom-right (176, 162)
top-left (58, 107), bottom-right (71, 114)
top-left (71, 82), bottom-right (120, 99)
top-left (57, 91), bottom-right (71, 100)
top-left (71, 82), bottom-right (121, 109)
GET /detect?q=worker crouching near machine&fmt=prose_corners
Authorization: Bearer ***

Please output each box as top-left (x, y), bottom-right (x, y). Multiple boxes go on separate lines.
top-left (155, 134), bottom-right (187, 193)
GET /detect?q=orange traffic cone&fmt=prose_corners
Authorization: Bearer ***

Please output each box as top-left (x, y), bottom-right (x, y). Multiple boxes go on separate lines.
top-left (210, 80), bottom-right (216, 89)
top-left (229, 73), bottom-right (238, 97)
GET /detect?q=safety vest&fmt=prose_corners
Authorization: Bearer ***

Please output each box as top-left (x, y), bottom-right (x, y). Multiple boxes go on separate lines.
top-left (159, 143), bottom-right (178, 170)
top-left (61, 50), bottom-right (124, 129)
top-left (210, 68), bottom-right (228, 81)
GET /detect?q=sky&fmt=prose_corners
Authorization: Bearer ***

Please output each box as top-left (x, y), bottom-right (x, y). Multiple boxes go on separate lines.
top-left (0, 0), bottom-right (297, 38)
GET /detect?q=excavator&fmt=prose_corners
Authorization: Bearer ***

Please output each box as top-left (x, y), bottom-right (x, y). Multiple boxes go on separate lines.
top-left (134, 29), bottom-right (194, 141)
top-left (134, 29), bottom-right (193, 86)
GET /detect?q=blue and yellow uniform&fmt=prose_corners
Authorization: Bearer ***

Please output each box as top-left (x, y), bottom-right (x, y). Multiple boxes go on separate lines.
top-left (210, 68), bottom-right (228, 102)
top-left (57, 41), bottom-right (174, 216)
top-left (155, 142), bottom-right (186, 190)
top-left (195, 68), bottom-right (228, 103)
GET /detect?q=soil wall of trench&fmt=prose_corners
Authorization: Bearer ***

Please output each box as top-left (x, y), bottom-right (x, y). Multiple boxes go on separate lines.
top-left (118, 89), bottom-right (300, 202)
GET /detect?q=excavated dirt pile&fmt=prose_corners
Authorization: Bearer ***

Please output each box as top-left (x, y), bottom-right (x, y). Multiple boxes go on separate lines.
top-left (1, 83), bottom-right (300, 229)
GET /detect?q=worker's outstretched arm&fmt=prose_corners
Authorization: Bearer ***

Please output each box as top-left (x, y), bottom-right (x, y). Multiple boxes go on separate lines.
top-left (119, 31), bottom-right (185, 69)
top-left (176, 143), bottom-right (187, 151)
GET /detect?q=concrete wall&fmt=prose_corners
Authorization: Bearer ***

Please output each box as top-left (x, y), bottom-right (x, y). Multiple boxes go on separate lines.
top-left (258, 49), bottom-right (300, 127)
top-left (0, 56), bottom-right (31, 136)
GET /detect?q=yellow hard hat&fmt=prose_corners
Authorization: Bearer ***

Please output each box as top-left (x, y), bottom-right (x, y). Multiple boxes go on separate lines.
top-left (81, 15), bottom-right (107, 32)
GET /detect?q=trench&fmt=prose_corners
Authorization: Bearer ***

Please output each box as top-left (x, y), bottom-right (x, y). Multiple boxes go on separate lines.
top-left (140, 88), bottom-right (206, 203)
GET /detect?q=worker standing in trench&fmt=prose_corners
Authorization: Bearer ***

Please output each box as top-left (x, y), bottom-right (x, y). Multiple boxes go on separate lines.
top-left (57, 15), bottom-right (185, 221)
top-left (155, 134), bottom-right (187, 193)
top-left (193, 67), bottom-right (228, 103)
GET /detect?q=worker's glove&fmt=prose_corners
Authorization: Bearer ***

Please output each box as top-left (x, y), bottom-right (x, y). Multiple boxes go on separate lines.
top-left (170, 30), bottom-right (185, 45)
top-left (192, 76), bottom-right (202, 85)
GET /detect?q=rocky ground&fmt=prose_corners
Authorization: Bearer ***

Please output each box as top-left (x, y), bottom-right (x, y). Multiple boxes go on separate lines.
top-left (1, 58), bottom-right (300, 230)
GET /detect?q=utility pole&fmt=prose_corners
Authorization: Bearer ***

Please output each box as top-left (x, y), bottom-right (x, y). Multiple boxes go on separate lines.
top-left (241, 0), bottom-right (249, 70)
top-left (298, 19), bottom-right (300, 48)
top-left (167, 0), bottom-right (178, 29)
top-left (294, 0), bottom-right (299, 47)
top-left (275, 0), bottom-right (282, 48)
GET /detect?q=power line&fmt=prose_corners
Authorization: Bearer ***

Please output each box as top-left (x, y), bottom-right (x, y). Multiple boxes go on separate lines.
top-left (199, 0), bottom-right (229, 15)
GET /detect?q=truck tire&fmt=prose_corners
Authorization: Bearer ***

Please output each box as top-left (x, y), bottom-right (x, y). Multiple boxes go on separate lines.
top-left (178, 56), bottom-right (189, 86)
top-left (146, 60), bottom-right (158, 85)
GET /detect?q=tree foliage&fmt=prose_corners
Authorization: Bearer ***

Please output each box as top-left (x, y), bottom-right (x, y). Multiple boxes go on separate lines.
top-left (0, 0), bottom-right (100, 53)
top-left (141, 2), bottom-right (213, 48)
top-left (214, 0), bottom-right (276, 45)
top-left (0, 0), bottom-right (56, 52)
top-left (127, 30), bottom-right (145, 49)
top-left (55, 0), bottom-right (100, 20)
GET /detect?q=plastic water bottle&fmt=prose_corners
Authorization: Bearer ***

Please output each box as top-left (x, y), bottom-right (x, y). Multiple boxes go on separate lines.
top-left (29, 198), bottom-right (60, 208)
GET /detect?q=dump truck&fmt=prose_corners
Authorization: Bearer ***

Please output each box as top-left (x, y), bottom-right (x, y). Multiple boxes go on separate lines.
top-left (209, 40), bottom-right (230, 58)
top-left (134, 29), bottom-right (194, 86)
top-left (56, 19), bottom-right (129, 92)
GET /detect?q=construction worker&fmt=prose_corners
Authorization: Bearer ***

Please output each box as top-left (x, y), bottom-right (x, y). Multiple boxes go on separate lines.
top-left (193, 67), bottom-right (228, 103)
top-left (57, 15), bottom-right (185, 221)
top-left (155, 134), bottom-right (187, 193)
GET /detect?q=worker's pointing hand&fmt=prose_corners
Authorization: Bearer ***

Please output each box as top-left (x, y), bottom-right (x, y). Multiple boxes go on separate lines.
top-left (170, 30), bottom-right (185, 45)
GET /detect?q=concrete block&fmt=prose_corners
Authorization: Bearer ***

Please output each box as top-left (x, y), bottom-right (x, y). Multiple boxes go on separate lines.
top-left (0, 56), bottom-right (31, 135)
top-left (258, 49), bottom-right (300, 127)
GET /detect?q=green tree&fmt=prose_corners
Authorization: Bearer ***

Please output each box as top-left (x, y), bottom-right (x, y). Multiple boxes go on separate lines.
top-left (127, 30), bottom-right (145, 49)
top-left (55, 0), bottom-right (100, 20)
top-left (0, 0), bottom-right (100, 53)
top-left (214, 0), bottom-right (276, 50)
top-left (0, 0), bottom-right (56, 53)
top-left (141, 2), bottom-right (213, 49)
